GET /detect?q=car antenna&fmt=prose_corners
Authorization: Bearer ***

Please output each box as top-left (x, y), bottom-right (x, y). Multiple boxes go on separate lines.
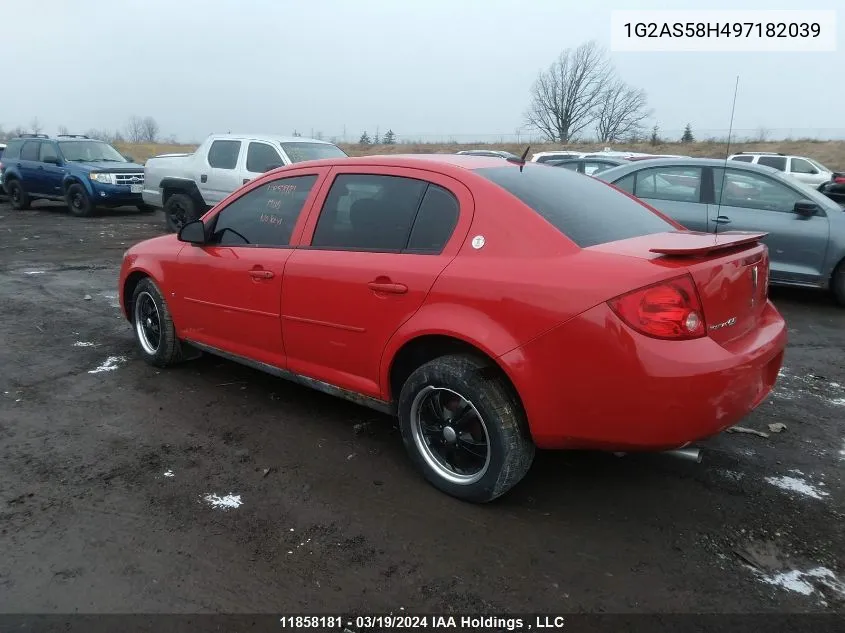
top-left (507, 145), bottom-right (531, 172)
top-left (714, 75), bottom-right (740, 237)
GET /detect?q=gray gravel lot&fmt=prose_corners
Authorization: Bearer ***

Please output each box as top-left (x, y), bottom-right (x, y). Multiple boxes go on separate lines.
top-left (0, 201), bottom-right (843, 616)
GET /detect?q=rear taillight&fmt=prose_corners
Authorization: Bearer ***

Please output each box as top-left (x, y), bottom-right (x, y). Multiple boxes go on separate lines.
top-left (608, 274), bottom-right (706, 340)
top-left (834, 176), bottom-right (845, 184)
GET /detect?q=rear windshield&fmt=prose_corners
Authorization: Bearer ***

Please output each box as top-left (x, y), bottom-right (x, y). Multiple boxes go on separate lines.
top-left (280, 142), bottom-right (347, 163)
top-left (475, 164), bottom-right (675, 247)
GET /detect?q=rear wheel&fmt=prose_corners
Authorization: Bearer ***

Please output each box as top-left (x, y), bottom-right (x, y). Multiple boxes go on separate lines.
top-left (66, 183), bottom-right (95, 217)
top-left (131, 277), bottom-right (184, 367)
top-left (832, 261), bottom-right (845, 307)
top-left (397, 354), bottom-right (535, 503)
top-left (7, 180), bottom-right (30, 210)
top-left (164, 192), bottom-right (198, 233)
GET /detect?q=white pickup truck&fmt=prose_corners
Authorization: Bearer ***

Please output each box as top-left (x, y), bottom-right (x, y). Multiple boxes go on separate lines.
top-left (142, 133), bottom-right (347, 231)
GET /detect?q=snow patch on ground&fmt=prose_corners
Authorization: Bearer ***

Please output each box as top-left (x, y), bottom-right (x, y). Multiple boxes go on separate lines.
top-left (756, 567), bottom-right (845, 604)
top-left (88, 356), bottom-right (127, 374)
top-left (203, 493), bottom-right (242, 510)
top-left (163, 470), bottom-right (174, 478)
top-left (73, 341), bottom-right (96, 347)
top-left (764, 474), bottom-right (828, 500)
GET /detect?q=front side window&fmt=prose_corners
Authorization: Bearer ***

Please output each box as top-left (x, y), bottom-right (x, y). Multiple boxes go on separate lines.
top-left (40, 142), bottom-right (59, 162)
top-left (209, 174), bottom-right (318, 246)
top-left (713, 168), bottom-right (806, 213)
top-left (790, 158), bottom-right (817, 174)
top-left (58, 141), bottom-right (125, 162)
top-left (207, 140), bottom-right (241, 170)
top-left (633, 166), bottom-right (702, 203)
top-left (311, 174), bottom-right (428, 251)
top-left (756, 156), bottom-right (787, 171)
top-left (246, 142), bottom-right (283, 174)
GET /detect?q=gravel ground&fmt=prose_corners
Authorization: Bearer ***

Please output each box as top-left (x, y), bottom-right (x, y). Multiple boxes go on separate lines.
top-left (0, 201), bottom-right (843, 618)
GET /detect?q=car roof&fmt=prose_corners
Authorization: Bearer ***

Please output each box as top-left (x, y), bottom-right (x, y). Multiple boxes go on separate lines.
top-left (596, 156), bottom-right (784, 177)
top-left (206, 133), bottom-right (336, 145)
top-left (266, 153), bottom-right (523, 172)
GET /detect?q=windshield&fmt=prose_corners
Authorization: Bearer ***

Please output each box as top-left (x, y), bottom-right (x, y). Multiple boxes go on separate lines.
top-left (280, 142), bottom-right (347, 163)
top-left (59, 141), bottom-right (127, 163)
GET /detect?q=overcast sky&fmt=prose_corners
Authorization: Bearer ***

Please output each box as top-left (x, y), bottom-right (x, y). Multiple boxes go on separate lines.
top-left (3, 0), bottom-right (842, 143)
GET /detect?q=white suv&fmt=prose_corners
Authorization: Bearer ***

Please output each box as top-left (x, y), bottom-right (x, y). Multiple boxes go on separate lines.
top-left (728, 152), bottom-right (833, 188)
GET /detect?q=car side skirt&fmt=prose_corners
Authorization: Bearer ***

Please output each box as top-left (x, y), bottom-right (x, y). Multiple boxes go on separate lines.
top-left (184, 340), bottom-right (396, 416)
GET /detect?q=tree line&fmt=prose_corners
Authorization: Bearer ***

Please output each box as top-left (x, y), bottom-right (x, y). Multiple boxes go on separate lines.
top-left (0, 115), bottom-right (165, 143)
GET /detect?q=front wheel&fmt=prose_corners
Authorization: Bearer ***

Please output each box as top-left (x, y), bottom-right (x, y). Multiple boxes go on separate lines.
top-left (131, 277), bottom-right (185, 367)
top-left (397, 354), bottom-right (535, 503)
top-left (66, 183), bottom-right (95, 217)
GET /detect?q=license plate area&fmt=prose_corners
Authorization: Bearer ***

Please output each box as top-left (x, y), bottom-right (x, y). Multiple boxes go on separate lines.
top-left (130, 184), bottom-right (143, 193)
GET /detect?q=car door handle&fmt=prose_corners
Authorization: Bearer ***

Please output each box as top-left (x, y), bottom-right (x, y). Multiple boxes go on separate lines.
top-left (249, 269), bottom-right (274, 279)
top-left (367, 281), bottom-right (408, 294)
top-left (200, 174), bottom-right (208, 183)
top-left (713, 216), bottom-right (731, 224)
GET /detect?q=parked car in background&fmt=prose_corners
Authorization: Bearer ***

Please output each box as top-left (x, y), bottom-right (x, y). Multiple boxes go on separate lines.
top-left (455, 149), bottom-right (521, 160)
top-left (818, 171), bottom-right (845, 206)
top-left (530, 150), bottom-right (585, 163)
top-left (728, 152), bottom-right (833, 188)
top-left (142, 133), bottom-right (348, 232)
top-left (545, 156), bottom-right (629, 175)
top-left (0, 142), bottom-right (6, 157)
top-left (0, 134), bottom-right (150, 216)
top-left (596, 158), bottom-right (845, 305)
top-left (119, 153), bottom-right (786, 502)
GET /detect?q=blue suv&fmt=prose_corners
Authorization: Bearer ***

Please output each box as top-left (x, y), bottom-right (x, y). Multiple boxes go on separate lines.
top-left (0, 134), bottom-right (152, 216)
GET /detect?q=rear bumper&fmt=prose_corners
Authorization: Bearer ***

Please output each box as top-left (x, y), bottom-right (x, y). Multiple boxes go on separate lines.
top-left (500, 300), bottom-right (787, 451)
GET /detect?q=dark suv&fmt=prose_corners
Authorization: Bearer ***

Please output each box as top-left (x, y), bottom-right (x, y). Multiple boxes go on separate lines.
top-left (0, 134), bottom-right (151, 216)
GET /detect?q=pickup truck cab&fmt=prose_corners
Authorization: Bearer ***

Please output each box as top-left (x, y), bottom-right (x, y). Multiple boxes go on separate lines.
top-left (0, 134), bottom-right (149, 216)
top-left (142, 133), bottom-right (348, 231)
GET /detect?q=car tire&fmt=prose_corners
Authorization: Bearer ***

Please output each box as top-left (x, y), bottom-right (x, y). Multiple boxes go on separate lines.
top-left (66, 183), bottom-right (95, 217)
top-left (136, 203), bottom-right (155, 213)
top-left (164, 193), bottom-right (198, 233)
top-left (130, 277), bottom-right (185, 367)
top-left (832, 261), bottom-right (845, 307)
top-left (397, 353), bottom-right (535, 503)
top-left (7, 180), bottom-right (31, 210)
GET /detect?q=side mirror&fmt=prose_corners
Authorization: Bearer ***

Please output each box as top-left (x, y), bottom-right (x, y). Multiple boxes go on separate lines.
top-left (263, 163), bottom-right (283, 173)
top-left (42, 156), bottom-right (60, 165)
top-left (794, 200), bottom-right (818, 217)
top-left (178, 220), bottom-right (207, 244)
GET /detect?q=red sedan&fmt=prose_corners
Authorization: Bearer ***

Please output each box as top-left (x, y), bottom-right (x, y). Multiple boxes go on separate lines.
top-left (118, 154), bottom-right (787, 503)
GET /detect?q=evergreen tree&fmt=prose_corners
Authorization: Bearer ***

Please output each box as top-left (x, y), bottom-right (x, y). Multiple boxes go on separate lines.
top-left (359, 131), bottom-right (371, 145)
top-left (650, 125), bottom-right (661, 146)
top-left (681, 123), bottom-right (694, 143)
top-left (383, 129), bottom-right (396, 145)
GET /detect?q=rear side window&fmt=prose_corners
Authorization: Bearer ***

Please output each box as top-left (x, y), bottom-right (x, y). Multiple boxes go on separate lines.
top-left (730, 155), bottom-right (754, 163)
top-left (311, 174), bottom-right (427, 251)
top-left (406, 184), bottom-right (459, 253)
top-left (210, 174), bottom-right (317, 247)
top-left (757, 156), bottom-right (787, 171)
top-left (20, 141), bottom-right (40, 161)
top-left (476, 165), bottom-right (674, 248)
top-left (2, 140), bottom-right (22, 159)
top-left (207, 140), bottom-right (241, 169)
top-left (246, 142), bottom-right (283, 173)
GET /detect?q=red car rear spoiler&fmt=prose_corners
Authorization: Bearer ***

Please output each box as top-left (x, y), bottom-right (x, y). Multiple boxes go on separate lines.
top-left (648, 231), bottom-right (768, 256)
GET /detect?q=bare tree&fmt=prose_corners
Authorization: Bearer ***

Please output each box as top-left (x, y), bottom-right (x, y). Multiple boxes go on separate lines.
top-left (29, 117), bottom-right (43, 135)
top-left (57, 125), bottom-right (69, 136)
top-left (125, 116), bottom-right (145, 143)
top-left (141, 116), bottom-right (159, 143)
top-left (524, 40), bottom-right (612, 143)
top-left (595, 79), bottom-right (650, 143)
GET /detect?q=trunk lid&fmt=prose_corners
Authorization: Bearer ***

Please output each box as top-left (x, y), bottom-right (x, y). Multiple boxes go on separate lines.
top-left (592, 230), bottom-right (770, 346)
